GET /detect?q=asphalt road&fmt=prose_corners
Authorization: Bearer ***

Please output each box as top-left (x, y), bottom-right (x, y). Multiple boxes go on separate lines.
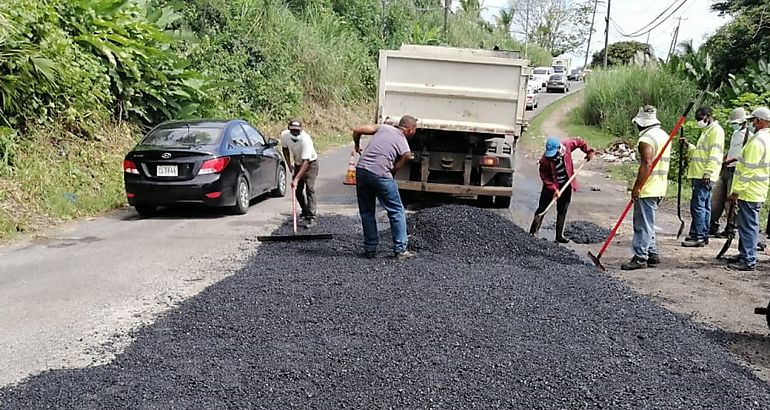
top-left (0, 81), bottom-right (583, 386)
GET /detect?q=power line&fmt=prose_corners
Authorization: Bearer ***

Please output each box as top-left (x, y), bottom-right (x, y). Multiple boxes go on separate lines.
top-left (623, 0), bottom-right (683, 37)
top-left (619, 0), bottom-right (692, 39)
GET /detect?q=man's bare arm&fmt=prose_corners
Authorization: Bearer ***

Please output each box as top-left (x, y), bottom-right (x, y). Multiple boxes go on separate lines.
top-left (631, 142), bottom-right (654, 199)
top-left (352, 125), bottom-right (379, 152)
top-left (391, 153), bottom-right (411, 176)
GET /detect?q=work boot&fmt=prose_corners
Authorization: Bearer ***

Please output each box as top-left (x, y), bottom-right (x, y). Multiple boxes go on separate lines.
top-left (682, 238), bottom-right (706, 248)
top-left (621, 256), bottom-right (647, 271)
top-left (395, 250), bottom-right (415, 261)
top-left (723, 254), bottom-right (741, 263)
top-left (709, 225), bottom-right (720, 237)
top-left (364, 251), bottom-right (377, 259)
top-left (647, 254), bottom-right (661, 266)
top-left (555, 211), bottom-right (571, 244)
top-left (529, 214), bottom-right (544, 236)
top-left (727, 261), bottom-right (756, 271)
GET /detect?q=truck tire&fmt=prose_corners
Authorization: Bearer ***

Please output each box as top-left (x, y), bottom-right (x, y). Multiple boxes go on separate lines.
top-left (477, 195), bottom-right (494, 208)
top-left (494, 195), bottom-right (511, 209)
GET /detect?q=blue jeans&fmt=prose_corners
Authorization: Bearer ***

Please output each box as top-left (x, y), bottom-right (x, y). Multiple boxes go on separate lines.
top-left (355, 168), bottom-right (408, 254)
top-left (633, 197), bottom-right (660, 261)
top-left (737, 200), bottom-right (762, 266)
top-left (688, 179), bottom-right (714, 240)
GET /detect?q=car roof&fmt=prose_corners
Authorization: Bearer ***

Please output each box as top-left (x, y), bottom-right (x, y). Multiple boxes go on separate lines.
top-left (154, 119), bottom-right (243, 129)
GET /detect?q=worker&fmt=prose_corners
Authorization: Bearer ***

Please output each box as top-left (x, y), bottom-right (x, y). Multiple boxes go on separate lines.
top-left (280, 119), bottom-right (319, 227)
top-left (681, 106), bottom-right (725, 247)
top-left (621, 106), bottom-right (671, 270)
top-left (352, 115), bottom-right (417, 260)
top-left (726, 107), bottom-right (770, 271)
top-left (710, 107), bottom-right (750, 238)
top-left (529, 136), bottom-right (595, 243)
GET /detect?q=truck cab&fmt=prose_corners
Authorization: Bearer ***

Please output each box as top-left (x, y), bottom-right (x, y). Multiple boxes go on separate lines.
top-left (531, 66), bottom-right (554, 89)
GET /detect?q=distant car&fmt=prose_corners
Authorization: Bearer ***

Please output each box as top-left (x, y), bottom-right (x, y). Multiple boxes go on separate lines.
top-left (568, 69), bottom-right (582, 81)
top-left (123, 119), bottom-right (287, 217)
top-left (546, 74), bottom-right (570, 93)
top-left (526, 85), bottom-right (540, 110)
top-left (531, 66), bottom-right (554, 88)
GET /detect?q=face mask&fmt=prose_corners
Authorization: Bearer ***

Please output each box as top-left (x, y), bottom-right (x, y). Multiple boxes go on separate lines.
top-left (696, 119), bottom-right (709, 128)
top-left (748, 123), bottom-right (757, 133)
top-left (731, 123), bottom-right (742, 132)
top-left (290, 130), bottom-right (301, 140)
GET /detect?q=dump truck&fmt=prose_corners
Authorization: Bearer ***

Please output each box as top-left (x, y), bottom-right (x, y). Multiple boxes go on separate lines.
top-left (376, 44), bottom-right (531, 208)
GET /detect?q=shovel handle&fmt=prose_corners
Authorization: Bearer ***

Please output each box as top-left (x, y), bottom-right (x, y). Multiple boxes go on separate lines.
top-left (292, 186), bottom-right (297, 234)
top-left (538, 161), bottom-right (586, 217)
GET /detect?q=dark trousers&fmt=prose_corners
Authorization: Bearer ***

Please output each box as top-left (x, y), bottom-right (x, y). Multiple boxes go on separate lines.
top-left (294, 161), bottom-right (318, 219)
top-left (535, 184), bottom-right (572, 214)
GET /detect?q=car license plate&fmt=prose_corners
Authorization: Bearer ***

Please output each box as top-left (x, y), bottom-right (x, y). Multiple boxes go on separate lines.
top-left (157, 165), bottom-right (178, 177)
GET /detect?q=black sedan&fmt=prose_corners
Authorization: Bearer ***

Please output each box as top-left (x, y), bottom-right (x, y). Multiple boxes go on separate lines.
top-left (546, 74), bottom-right (570, 93)
top-left (123, 119), bottom-right (287, 216)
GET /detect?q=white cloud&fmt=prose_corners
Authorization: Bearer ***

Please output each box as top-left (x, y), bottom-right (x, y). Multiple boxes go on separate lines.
top-left (475, 0), bottom-right (730, 66)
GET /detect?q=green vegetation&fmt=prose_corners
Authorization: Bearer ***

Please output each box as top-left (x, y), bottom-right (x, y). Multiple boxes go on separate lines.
top-left (0, 0), bottom-right (553, 240)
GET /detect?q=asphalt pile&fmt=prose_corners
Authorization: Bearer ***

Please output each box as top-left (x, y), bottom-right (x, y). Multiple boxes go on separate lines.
top-left (3, 205), bottom-right (770, 409)
top-left (563, 220), bottom-right (611, 244)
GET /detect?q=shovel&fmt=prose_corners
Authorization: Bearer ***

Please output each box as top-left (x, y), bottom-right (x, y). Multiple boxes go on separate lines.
top-left (676, 129), bottom-right (686, 239)
top-left (716, 201), bottom-right (737, 259)
top-left (589, 101), bottom-right (695, 271)
top-left (537, 160), bottom-right (587, 217)
top-left (257, 186), bottom-right (333, 242)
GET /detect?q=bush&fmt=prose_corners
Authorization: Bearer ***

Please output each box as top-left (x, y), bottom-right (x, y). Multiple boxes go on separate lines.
top-left (580, 65), bottom-right (699, 138)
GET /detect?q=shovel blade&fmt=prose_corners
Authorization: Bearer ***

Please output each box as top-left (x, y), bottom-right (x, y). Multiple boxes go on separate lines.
top-left (676, 222), bottom-right (685, 240)
top-left (587, 251), bottom-right (606, 271)
top-left (716, 235), bottom-right (734, 259)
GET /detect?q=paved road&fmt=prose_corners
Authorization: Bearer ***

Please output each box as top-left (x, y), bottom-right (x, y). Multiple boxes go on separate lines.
top-left (0, 82), bottom-right (582, 386)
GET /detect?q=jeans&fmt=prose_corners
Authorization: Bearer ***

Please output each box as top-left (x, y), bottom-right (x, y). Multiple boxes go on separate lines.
top-left (688, 179), bottom-right (714, 240)
top-left (710, 167), bottom-right (735, 232)
top-left (355, 168), bottom-right (408, 253)
top-left (294, 161), bottom-right (319, 219)
top-left (632, 197), bottom-right (660, 261)
top-left (737, 200), bottom-right (762, 266)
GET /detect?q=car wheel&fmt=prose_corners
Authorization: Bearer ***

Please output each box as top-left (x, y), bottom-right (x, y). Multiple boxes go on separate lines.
top-left (535, 102), bottom-right (539, 108)
top-left (232, 176), bottom-right (250, 215)
top-left (271, 164), bottom-right (287, 197)
top-left (135, 205), bottom-right (156, 217)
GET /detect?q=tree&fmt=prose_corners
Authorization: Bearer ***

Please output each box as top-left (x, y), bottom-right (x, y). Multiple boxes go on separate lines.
top-left (459, 0), bottom-right (481, 18)
top-left (591, 41), bottom-right (655, 67)
top-left (495, 8), bottom-right (514, 34)
top-left (704, 0), bottom-right (770, 87)
top-left (508, 0), bottom-right (593, 56)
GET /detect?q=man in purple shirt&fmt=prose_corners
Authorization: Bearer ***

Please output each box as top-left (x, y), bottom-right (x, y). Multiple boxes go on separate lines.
top-left (352, 115), bottom-right (417, 260)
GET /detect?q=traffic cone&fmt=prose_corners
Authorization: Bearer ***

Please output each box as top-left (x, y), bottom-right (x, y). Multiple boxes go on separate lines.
top-left (343, 151), bottom-right (358, 185)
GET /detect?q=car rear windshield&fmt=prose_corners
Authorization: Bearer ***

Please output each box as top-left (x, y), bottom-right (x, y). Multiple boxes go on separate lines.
top-left (141, 126), bottom-right (223, 147)
top-left (533, 69), bottom-right (548, 74)
top-left (549, 75), bottom-right (565, 80)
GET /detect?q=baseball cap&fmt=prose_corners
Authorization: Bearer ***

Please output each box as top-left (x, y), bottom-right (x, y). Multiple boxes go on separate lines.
top-left (288, 119), bottom-right (302, 130)
top-left (746, 107), bottom-right (770, 122)
top-left (728, 107), bottom-right (747, 124)
top-left (544, 137), bottom-right (561, 158)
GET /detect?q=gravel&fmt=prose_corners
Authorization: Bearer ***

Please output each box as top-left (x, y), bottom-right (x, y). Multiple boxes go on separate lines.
top-left (2, 205), bottom-right (770, 409)
top-left (563, 220), bottom-right (611, 244)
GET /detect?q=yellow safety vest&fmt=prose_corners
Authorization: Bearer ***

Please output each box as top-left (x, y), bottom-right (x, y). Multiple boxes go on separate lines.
top-left (687, 122), bottom-right (725, 182)
top-left (731, 128), bottom-right (770, 203)
top-left (638, 126), bottom-right (671, 198)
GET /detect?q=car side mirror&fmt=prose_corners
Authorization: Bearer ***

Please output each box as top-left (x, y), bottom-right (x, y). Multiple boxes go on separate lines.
top-left (265, 138), bottom-right (279, 148)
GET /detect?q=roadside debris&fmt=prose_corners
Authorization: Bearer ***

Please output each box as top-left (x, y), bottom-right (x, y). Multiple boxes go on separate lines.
top-left (601, 140), bottom-right (637, 163)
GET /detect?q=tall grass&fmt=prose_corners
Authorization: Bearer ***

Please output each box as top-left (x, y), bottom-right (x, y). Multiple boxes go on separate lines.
top-left (579, 66), bottom-right (699, 138)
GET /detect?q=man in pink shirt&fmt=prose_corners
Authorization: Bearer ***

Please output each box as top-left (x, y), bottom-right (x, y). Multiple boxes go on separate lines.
top-left (529, 136), bottom-right (595, 243)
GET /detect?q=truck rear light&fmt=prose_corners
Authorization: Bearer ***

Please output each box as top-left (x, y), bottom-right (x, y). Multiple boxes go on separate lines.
top-left (123, 160), bottom-right (139, 175)
top-left (199, 157), bottom-right (230, 175)
top-left (126, 192), bottom-right (135, 198)
top-left (205, 191), bottom-right (223, 199)
top-left (480, 156), bottom-right (499, 167)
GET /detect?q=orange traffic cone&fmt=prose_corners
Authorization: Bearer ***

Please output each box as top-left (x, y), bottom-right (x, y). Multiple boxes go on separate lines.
top-left (343, 150), bottom-right (358, 185)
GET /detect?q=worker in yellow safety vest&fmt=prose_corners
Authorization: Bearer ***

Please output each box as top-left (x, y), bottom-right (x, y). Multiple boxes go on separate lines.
top-left (622, 106), bottom-right (671, 270)
top-left (725, 107), bottom-right (770, 271)
top-left (681, 106), bottom-right (725, 247)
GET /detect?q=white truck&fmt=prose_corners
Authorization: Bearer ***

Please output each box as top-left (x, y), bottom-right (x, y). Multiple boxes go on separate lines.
top-left (551, 57), bottom-right (571, 75)
top-left (376, 44), bottom-right (532, 208)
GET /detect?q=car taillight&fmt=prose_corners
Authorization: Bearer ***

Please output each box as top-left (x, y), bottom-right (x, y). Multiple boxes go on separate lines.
top-left (480, 156), bottom-right (499, 167)
top-left (199, 157), bottom-right (231, 175)
top-left (123, 160), bottom-right (139, 175)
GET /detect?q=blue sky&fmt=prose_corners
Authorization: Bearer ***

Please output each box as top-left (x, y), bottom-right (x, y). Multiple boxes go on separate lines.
top-left (473, 0), bottom-right (731, 66)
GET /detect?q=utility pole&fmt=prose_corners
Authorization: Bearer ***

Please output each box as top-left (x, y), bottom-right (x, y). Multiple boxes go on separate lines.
top-left (444, 0), bottom-right (451, 43)
top-left (524, 0), bottom-right (530, 59)
top-left (381, 0), bottom-right (387, 40)
top-left (582, 0), bottom-right (599, 70)
top-left (603, 0), bottom-right (611, 68)
top-left (666, 17), bottom-right (682, 62)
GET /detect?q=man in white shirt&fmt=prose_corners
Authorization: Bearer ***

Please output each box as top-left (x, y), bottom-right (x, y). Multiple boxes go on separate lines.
top-left (710, 107), bottom-right (750, 237)
top-left (280, 119), bottom-right (319, 227)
